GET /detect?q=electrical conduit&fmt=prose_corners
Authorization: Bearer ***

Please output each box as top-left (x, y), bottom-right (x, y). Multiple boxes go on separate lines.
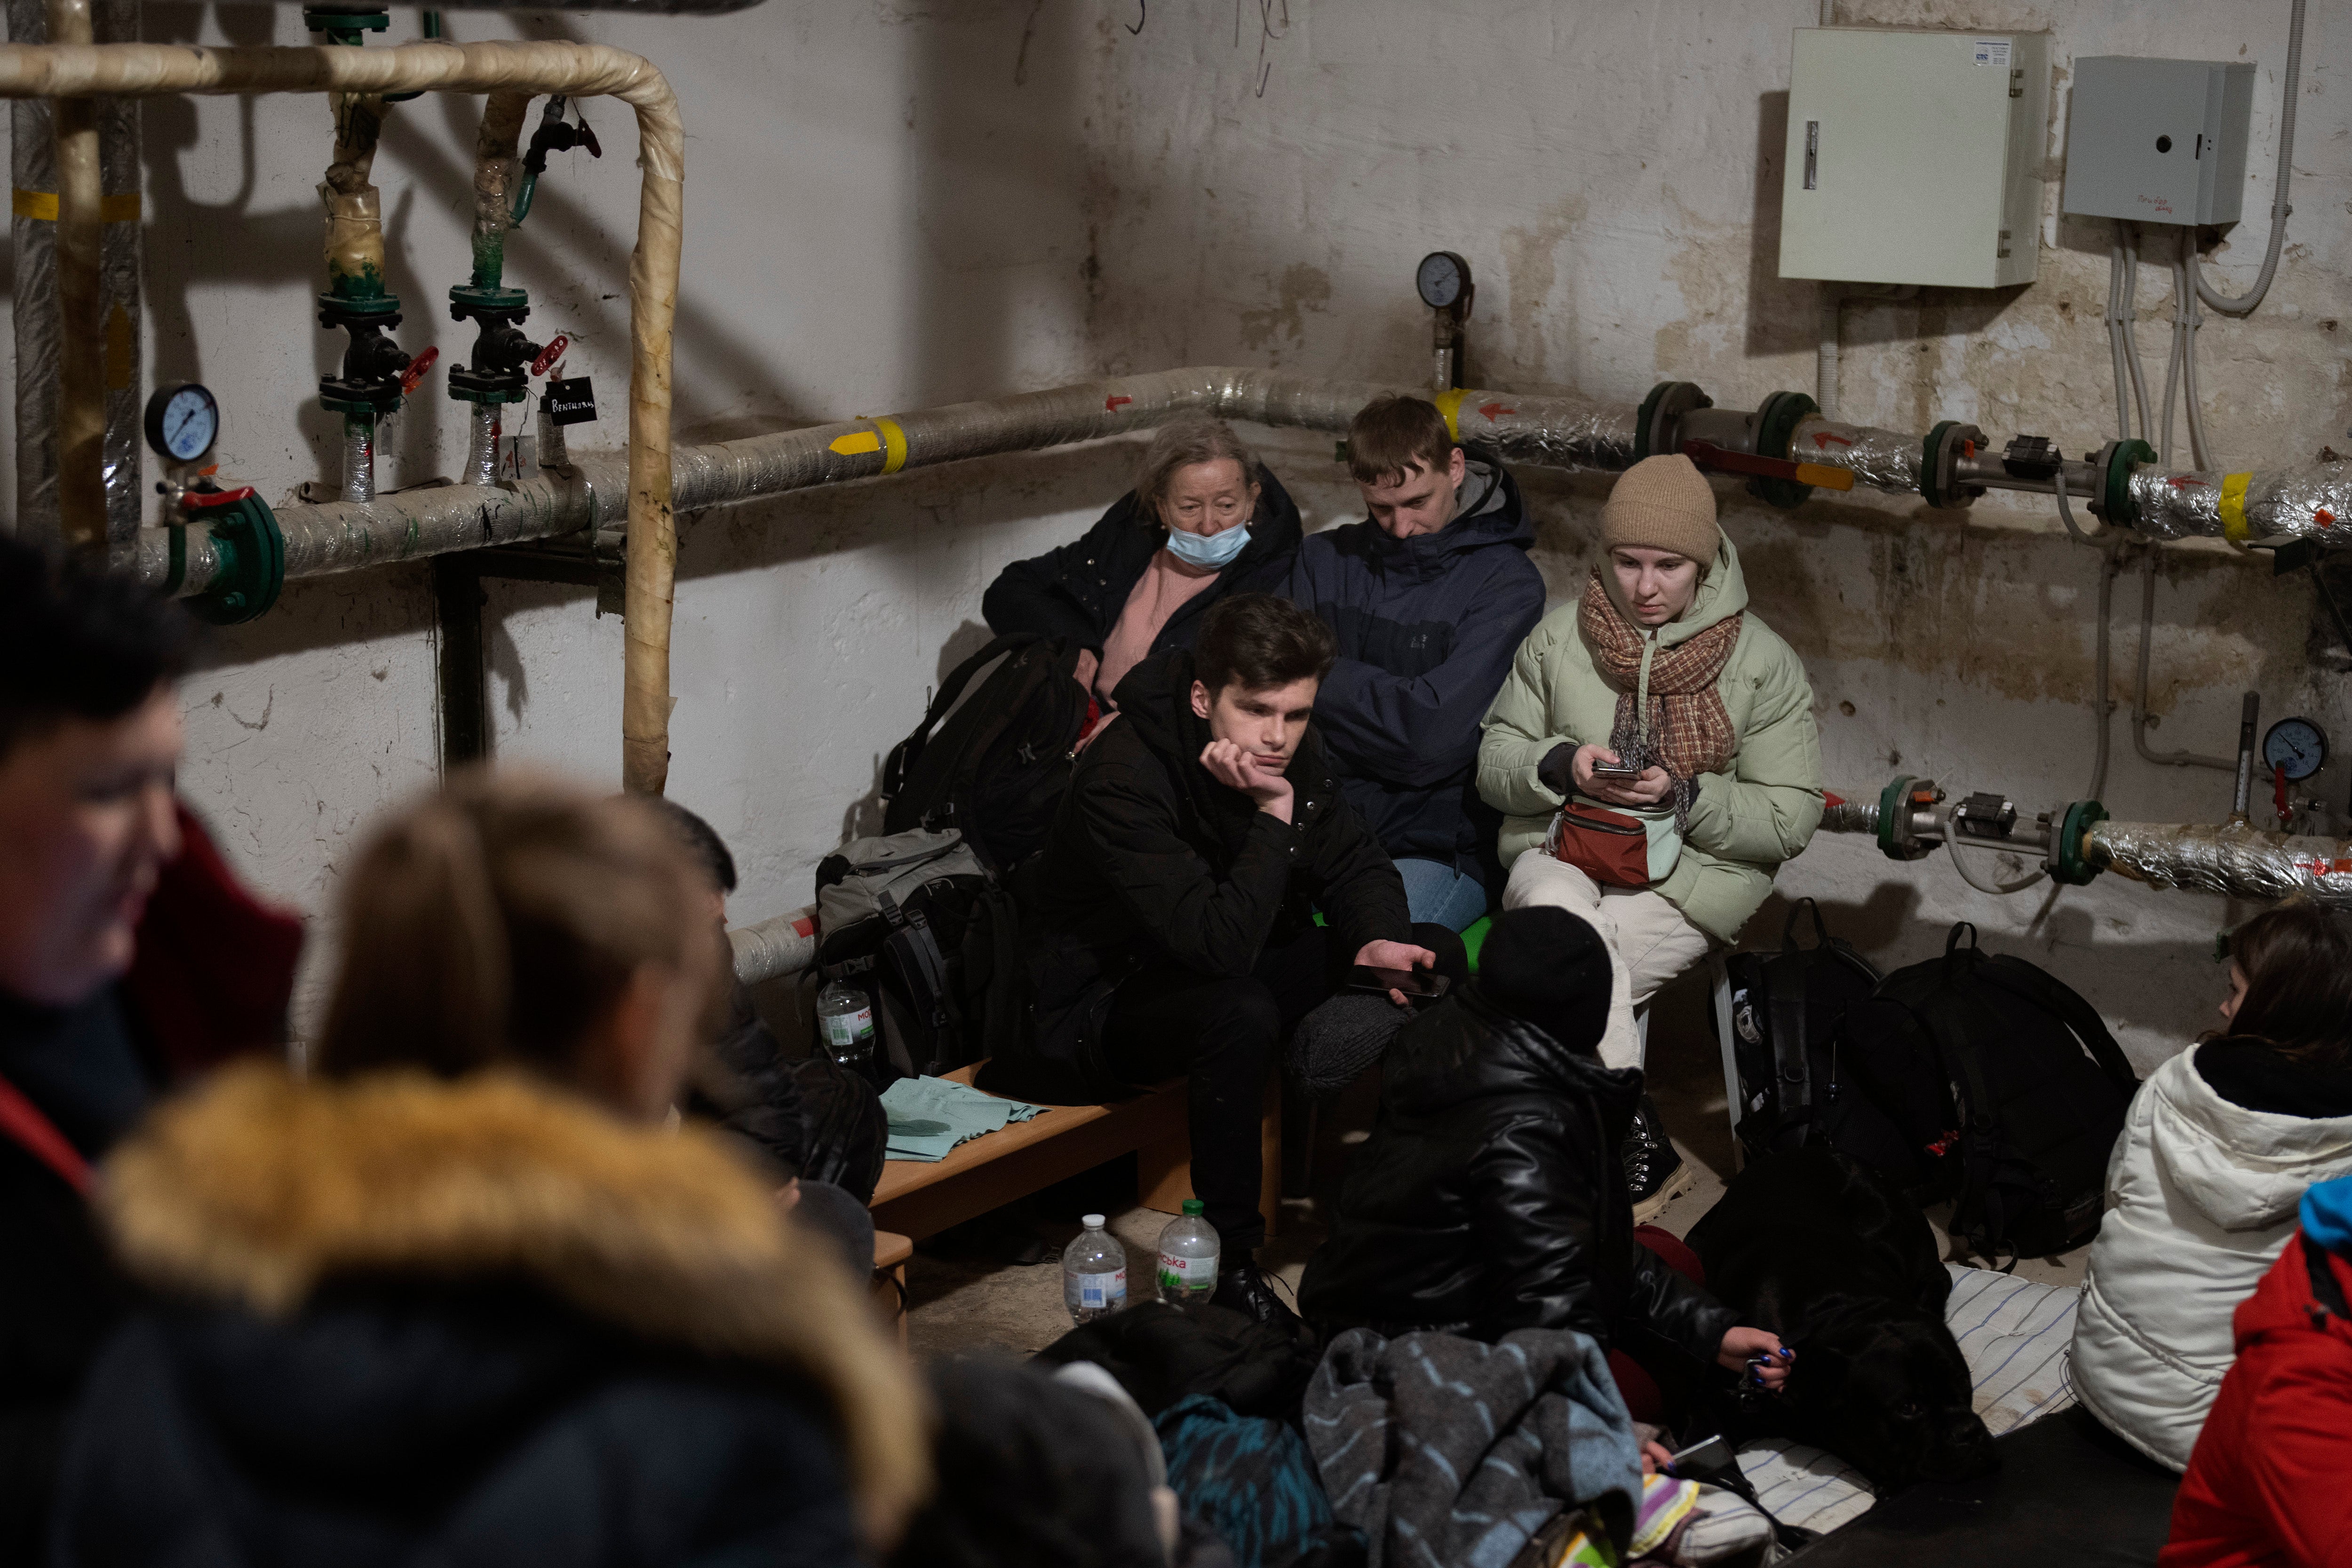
top-left (47, 0), bottom-right (103, 557)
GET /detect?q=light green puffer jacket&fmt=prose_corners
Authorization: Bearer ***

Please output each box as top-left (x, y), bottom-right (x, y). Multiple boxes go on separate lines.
top-left (1476, 531), bottom-right (1823, 943)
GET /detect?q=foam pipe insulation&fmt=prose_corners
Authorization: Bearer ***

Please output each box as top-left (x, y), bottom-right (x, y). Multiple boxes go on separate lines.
top-left (2125, 463), bottom-right (2352, 550)
top-left (0, 39), bottom-right (689, 796)
top-left (728, 906), bottom-right (816, 986)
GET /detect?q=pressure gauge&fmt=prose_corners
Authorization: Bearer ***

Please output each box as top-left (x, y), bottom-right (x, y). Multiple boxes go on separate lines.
top-left (2263, 716), bottom-right (2328, 782)
top-left (143, 382), bottom-right (219, 466)
top-left (1415, 250), bottom-right (1472, 313)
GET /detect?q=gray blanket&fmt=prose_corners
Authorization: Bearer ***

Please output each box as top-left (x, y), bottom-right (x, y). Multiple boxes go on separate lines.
top-left (1304, 1327), bottom-right (1642, 1568)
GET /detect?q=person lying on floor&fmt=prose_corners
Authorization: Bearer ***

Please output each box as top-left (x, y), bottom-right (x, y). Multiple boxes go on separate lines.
top-left (983, 416), bottom-right (1302, 712)
top-left (1476, 453), bottom-right (1821, 1223)
top-left (49, 771), bottom-right (926, 1566)
top-left (983, 593), bottom-right (1466, 1332)
top-left (1298, 905), bottom-right (1787, 1441)
top-left (2071, 901), bottom-right (2352, 1473)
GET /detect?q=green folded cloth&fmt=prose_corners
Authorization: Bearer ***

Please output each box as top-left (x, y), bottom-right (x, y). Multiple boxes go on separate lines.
top-left (882, 1075), bottom-right (1044, 1163)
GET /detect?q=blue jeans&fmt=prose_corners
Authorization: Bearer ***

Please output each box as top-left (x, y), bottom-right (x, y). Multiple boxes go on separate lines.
top-left (1396, 857), bottom-right (1490, 933)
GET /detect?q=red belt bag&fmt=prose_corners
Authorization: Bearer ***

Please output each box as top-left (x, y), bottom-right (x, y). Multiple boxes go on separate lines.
top-left (1544, 801), bottom-right (1652, 889)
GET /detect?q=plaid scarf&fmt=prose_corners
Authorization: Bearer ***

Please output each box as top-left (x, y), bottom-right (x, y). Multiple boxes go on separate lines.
top-left (1577, 569), bottom-right (1741, 830)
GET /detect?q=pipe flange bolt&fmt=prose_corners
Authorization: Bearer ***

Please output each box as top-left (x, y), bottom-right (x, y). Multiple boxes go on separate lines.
top-left (190, 494), bottom-right (286, 626)
top-left (1921, 421), bottom-right (1987, 511)
top-left (2051, 799), bottom-right (2109, 886)
top-left (2091, 439), bottom-right (2156, 528)
top-left (1634, 381), bottom-right (1711, 463)
top-left (1749, 390), bottom-right (1819, 509)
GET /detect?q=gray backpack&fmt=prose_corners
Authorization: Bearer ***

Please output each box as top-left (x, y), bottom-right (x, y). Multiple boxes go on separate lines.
top-left (812, 828), bottom-right (1023, 1080)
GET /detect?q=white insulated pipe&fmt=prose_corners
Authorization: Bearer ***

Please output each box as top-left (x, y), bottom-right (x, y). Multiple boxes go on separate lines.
top-left (0, 38), bottom-right (685, 796)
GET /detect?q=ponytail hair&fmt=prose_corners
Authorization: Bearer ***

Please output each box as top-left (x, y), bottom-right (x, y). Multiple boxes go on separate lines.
top-left (317, 770), bottom-right (715, 1084)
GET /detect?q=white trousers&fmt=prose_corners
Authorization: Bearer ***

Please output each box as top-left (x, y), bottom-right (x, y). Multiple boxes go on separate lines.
top-left (1502, 852), bottom-right (1713, 1071)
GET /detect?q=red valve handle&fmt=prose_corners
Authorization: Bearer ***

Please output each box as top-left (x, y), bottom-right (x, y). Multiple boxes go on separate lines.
top-left (531, 335), bottom-right (570, 379)
top-left (398, 345), bottom-right (440, 397)
top-left (577, 119), bottom-right (601, 159)
top-left (180, 485), bottom-right (258, 510)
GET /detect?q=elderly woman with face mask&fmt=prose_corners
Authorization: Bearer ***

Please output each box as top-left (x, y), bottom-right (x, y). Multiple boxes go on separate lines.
top-left (983, 417), bottom-right (1303, 711)
top-left (1478, 454), bottom-right (1823, 1219)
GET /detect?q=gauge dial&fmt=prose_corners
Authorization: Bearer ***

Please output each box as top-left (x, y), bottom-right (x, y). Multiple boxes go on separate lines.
top-left (1415, 250), bottom-right (1471, 312)
top-left (2263, 716), bottom-right (2328, 782)
top-left (143, 383), bottom-right (219, 465)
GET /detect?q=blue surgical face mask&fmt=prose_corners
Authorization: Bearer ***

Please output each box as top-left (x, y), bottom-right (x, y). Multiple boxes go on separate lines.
top-left (1165, 521), bottom-right (1251, 570)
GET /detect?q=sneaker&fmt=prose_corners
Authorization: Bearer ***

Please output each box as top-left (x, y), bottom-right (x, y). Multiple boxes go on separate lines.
top-left (1624, 1093), bottom-right (1699, 1225)
top-left (1210, 1260), bottom-right (1308, 1338)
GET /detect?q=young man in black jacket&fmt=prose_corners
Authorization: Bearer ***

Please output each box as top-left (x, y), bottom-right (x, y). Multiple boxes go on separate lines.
top-left (988, 594), bottom-right (1464, 1326)
top-left (1299, 907), bottom-right (1787, 1427)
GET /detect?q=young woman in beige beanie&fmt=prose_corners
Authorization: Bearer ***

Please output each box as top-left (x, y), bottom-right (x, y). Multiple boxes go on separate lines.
top-left (1477, 454), bottom-right (1823, 1218)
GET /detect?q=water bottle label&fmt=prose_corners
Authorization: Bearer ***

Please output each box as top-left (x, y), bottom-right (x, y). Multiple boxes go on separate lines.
top-left (1158, 1253), bottom-right (1218, 1296)
top-left (1075, 1269), bottom-right (1127, 1310)
top-left (820, 1008), bottom-right (874, 1052)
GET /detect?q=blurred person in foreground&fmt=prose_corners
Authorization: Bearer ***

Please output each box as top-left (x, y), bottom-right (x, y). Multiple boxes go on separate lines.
top-left (0, 534), bottom-right (298, 1557)
top-left (49, 771), bottom-right (926, 1566)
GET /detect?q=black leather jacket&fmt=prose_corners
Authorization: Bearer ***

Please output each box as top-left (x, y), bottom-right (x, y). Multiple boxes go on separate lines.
top-left (1299, 988), bottom-right (1737, 1363)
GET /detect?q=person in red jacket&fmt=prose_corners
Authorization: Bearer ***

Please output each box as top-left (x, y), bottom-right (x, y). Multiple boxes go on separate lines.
top-left (2161, 1171), bottom-right (2352, 1568)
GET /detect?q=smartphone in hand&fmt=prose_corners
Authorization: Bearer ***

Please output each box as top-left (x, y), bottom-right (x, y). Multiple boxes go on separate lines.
top-left (1348, 965), bottom-right (1450, 1001)
top-left (1589, 758), bottom-right (1644, 780)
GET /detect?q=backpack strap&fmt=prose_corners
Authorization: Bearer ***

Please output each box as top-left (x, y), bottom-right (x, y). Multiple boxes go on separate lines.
top-left (1974, 955), bottom-right (2140, 1091)
top-left (1768, 951), bottom-right (1815, 1150)
top-left (0, 1070), bottom-right (93, 1198)
top-left (2307, 1232), bottom-right (2351, 1322)
top-left (1915, 930), bottom-right (2004, 1255)
top-left (880, 634), bottom-right (1041, 804)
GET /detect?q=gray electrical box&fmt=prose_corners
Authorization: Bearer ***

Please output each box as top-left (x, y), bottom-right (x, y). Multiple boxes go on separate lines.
top-left (2062, 57), bottom-right (2255, 226)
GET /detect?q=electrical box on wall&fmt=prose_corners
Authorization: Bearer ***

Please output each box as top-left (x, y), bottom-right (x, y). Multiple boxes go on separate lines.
top-left (1778, 28), bottom-right (2050, 289)
top-left (2061, 57), bottom-right (2254, 226)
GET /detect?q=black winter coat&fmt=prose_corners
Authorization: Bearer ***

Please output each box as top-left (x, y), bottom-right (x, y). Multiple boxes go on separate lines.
top-left (982, 465), bottom-right (1302, 655)
top-left (983, 648), bottom-right (1410, 1105)
top-left (1298, 988), bottom-right (1736, 1363)
top-left (50, 1062), bottom-right (928, 1567)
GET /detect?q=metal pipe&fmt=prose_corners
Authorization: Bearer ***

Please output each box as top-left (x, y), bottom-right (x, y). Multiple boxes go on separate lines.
top-left (1816, 289), bottom-right (1839, 421)
top-left (469, 88), bottom-right (527, 287)
top-left (2090, 820), bottom-right (2352, 907)
top-left (2126, 462), bottom-right (2352, 549)
top-left (48, 0), bottom-right (104, 557)
top-left (0, 40), bottom-right (688, 798)
top-left (10, 0), bottom-right (57, 544)
top-left (729, 906), bottom-right (816, 986)
top-left (464, 402), bottom-right (500, 486)
top-left (340, 413), bottom-right (375, 502)
top-left (2229, 691), bottom-right (2261, 824)
top-left (96, 0), bottom-right (137, 557)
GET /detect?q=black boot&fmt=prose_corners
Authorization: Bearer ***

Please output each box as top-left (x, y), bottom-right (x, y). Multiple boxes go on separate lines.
top-left (1211, 1259), bottom-right (1307, 1337)
top-left (1623, 1093), bottom-right (1698, 1225)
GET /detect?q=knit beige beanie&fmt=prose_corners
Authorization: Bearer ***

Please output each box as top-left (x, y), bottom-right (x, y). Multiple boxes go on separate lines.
top-left (1600, 454), bottom-right (1722, 565)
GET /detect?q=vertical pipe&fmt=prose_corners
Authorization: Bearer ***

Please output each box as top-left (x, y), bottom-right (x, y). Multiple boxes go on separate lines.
top-left (434, 556), bottom-right (487, 773)
top-left (464, 402), bottom-right (499, 486)
top-left (2230, 692), bottom-right (2260, 824)
top-left (471, 90), bottom-right (527, 286)
top-left (341, 414), bottom-right (375, 502)
top-left (9, 0), bottom-right (57, 546)
top-left (1816, 289), bottom-right (1840, 420)
top-left (321, 73), bottom-right (386, 302)
top-left (48, 0), bottom-right (103, 557)
top-left (96, 0), bottom-right (137, 559)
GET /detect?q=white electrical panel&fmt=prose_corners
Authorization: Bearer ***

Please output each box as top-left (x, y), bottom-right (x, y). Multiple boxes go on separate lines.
top-left (2062, 57), bottom-right (2254, 227)
top-left (1778, 28), bottom-right (2050, 289)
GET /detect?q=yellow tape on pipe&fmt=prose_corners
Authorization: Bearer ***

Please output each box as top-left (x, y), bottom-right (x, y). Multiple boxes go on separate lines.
top-left (2219, 471), bottom-right (2254, 543)
top-left (827, 429), bottom-right (882, 458)
top-left (10, 188), bottom-right (138, 221)
top-left (873, 415), bottom-right (908, 475)
top-left (1432, 388), bottom-right (1468, 442)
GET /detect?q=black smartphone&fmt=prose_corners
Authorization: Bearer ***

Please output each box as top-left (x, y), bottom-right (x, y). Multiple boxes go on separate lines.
top-left (1589, 758), bottom-right (1644, 780)
top-left (1349, 965), bottom-right (1451, 1001)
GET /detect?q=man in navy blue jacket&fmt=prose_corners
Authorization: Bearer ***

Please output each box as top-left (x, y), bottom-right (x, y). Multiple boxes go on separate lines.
top-left (1279, 395), bottom-right (1548, 930)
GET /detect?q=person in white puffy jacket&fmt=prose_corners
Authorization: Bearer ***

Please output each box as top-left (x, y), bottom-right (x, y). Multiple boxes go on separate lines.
top-left (2070, 903), bottom-right (2352, 1472)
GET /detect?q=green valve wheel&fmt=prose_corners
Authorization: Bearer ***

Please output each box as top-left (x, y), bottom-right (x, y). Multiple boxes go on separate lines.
top-left (188, 494), bottom-right (286, 626)
top-left (2097, 439), bottom-right (2156, 529)
top-left (2051, 799), bottom-right (2109, 887)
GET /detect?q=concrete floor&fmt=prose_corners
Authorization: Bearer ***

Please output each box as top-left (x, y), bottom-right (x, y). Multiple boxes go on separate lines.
top-left (903, 963), bottom-right (2089, 1361)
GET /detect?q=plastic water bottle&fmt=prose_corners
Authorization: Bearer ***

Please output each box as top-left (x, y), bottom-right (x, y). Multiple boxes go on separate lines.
top-left (1062, 1214), bottom-right (1128, 1325)
top-left (1156, 1199), bottom-right (1220, 1304)
top-left (814, 978), bottom-right (878, 1084)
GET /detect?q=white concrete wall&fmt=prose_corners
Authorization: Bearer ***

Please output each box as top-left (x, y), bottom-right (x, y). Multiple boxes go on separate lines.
top-left (6, 0), bottom-right (2347, 1059)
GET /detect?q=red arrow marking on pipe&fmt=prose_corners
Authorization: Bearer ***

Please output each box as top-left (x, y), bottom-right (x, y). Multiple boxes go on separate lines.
top-left (1105, 395), bottom-right (1133, 411)
top-left (2316, 509), bottom-right (2336, 527)
top-left (1822, 790), bottom-right (1846, 808)
top-left (1812, 431), bottom-right (1853, 448)
top-left (531, 334), bottom-right (570, 378)
top-left (1478, 402), bottom-right (1515, 420)
top-left (2168, 475), bottom-right (2211, 488)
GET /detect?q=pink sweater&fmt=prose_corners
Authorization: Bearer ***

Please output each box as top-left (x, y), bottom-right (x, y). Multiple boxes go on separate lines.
top-left (1096, 549), bottom-right (1220, 705)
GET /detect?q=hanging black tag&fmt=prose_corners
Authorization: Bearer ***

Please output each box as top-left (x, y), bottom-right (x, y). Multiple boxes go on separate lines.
top-left (543, 377), bottom-right (598, 427)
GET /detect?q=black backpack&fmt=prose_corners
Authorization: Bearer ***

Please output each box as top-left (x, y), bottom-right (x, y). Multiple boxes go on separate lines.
top-left (1719, 899), bottom-right (1887, 1162)
top-left (881, 634), bottom-right (1089, 873)
top-left (814, 830), bottom-right (1025, 1081)
top-left (1835, 923), bottom-right (2139, 1259)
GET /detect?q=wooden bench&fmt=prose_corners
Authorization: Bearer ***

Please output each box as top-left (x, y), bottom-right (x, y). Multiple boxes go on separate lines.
top-left (871, 1230), bottom-right (912, 1347)
top-left (867, 1062), bottom-right (1278, 1244)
